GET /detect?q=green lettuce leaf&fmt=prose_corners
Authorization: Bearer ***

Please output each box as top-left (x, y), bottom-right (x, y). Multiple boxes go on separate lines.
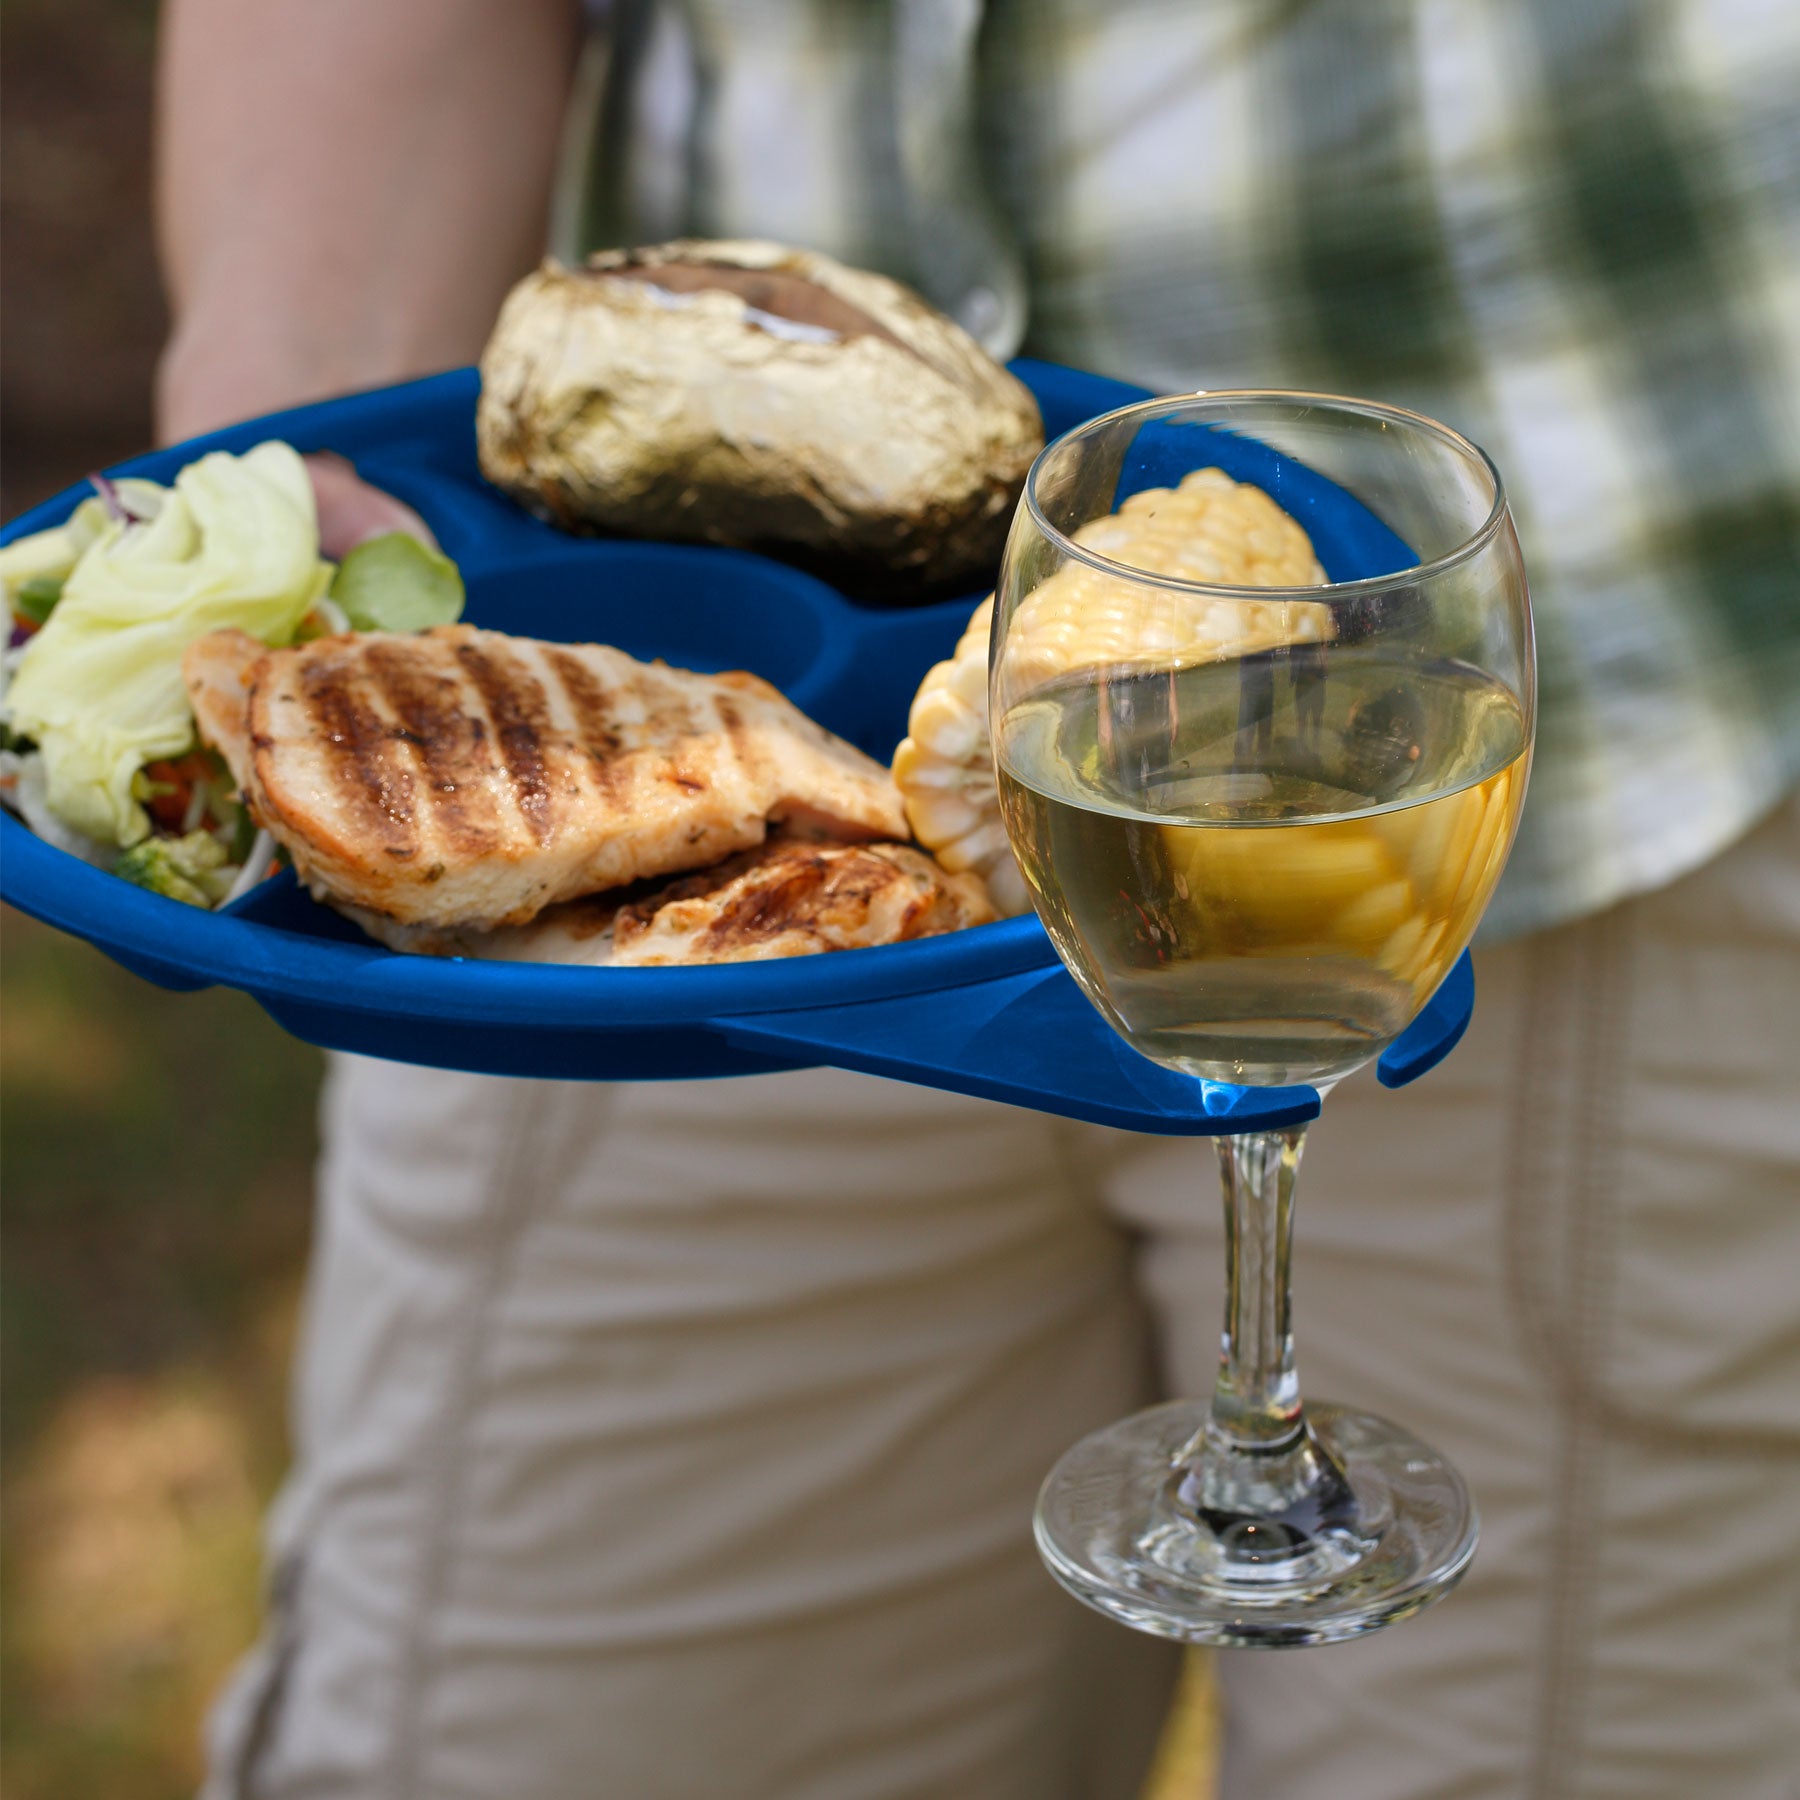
top-left (0, 479), bottom-right (166, 605)
top-left (3, 443), bottom-right (332, 845)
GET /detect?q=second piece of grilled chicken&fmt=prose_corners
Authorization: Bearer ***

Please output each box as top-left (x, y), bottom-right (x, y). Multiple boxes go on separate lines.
top-left (356, 836), bottom-right (997, 962)
top-left (183, 624), bottom-right (907, 931)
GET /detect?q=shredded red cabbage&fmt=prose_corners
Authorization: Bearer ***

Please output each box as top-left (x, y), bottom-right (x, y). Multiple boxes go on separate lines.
top-left (89, 472), bottom-right (148, 525)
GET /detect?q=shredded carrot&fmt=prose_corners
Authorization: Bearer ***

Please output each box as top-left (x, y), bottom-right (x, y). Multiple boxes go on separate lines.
top-left (140, 753), bottom-right (216, 833)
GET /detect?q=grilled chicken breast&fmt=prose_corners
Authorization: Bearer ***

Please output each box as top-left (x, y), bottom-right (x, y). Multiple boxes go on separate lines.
top-left (354, 837), bottom-right (996, 963)
top-left (181, 625), bottom-right (906, 930)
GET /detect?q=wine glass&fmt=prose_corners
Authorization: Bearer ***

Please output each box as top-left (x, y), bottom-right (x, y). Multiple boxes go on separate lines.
top-left (990, 392), bottom-right (1533, 1646)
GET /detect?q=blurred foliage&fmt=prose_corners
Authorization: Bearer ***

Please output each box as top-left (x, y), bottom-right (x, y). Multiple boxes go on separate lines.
top-left (1, 908), bottom-right (321, 1797)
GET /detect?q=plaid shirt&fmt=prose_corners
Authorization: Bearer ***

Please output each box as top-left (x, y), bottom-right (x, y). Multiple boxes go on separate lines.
top-left (582, 0), bottom-right (1800, 937)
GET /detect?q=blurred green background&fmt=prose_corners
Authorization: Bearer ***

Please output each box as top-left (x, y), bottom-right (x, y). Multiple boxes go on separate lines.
top-left (0, 5), bottom-right (1215, 1793)
top-left (3, 3), bottom-right (325, 1793)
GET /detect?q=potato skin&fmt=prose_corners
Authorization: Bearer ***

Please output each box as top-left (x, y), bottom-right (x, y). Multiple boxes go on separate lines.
top-left (476, 240), bottom-right (1045, 600)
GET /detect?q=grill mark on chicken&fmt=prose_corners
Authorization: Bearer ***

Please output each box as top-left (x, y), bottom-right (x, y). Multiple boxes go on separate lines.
top-left (699, 855), bottom-right (827, 949)
top-left (453, 639), bottom-right (554, 843)
top-left (545, 648), bottom-right (622, 760)
top-left (296, 656), bottom-right (417, 855)
top-left (362, 639), bottom-right (502, 858)
top-left (543, 646), bottom-right (630, 806)
top-left (713, 696), bottom-right (756, 778)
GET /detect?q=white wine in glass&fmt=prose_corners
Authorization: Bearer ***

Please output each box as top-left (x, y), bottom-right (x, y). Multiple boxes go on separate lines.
top-left (998, 648), bottom-right (1528, 1088)
top-left (992, 394), bottom-right (1534, 1645)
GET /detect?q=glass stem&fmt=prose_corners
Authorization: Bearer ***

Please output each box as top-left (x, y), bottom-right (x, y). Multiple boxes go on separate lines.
top-left (1176, 1126), bottom-right (1350, 1524)
top-left (1211, 1126), bottom-right (1306, 1456)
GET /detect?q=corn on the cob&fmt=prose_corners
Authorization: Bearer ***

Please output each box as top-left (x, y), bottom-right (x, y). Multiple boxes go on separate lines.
top-left (1002, 468), bottom-right (1331, 688)
top-left (894, 469), bottom-right (1331, 915)
top-left (893, 597), bottom-right (1033, 912)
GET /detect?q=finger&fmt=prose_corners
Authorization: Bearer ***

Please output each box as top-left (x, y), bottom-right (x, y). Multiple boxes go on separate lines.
top-left (304, 451), bottom-right (439, 558)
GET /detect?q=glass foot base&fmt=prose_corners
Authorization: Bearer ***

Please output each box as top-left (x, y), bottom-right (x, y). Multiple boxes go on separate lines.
top-left (1034, 1399), bottom-right (1477, 1648)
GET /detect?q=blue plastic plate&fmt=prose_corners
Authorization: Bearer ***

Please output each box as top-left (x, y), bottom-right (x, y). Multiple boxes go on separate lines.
top-left (0, 361), bottom-right (1472, 1131)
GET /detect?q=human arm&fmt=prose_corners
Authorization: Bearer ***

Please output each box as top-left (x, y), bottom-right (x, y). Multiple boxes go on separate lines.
top-left (155, 0), bottom-right (583, 453)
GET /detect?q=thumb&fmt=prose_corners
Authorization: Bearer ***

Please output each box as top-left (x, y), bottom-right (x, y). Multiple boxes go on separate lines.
top-left (305, 452), bottom-right (439, 559)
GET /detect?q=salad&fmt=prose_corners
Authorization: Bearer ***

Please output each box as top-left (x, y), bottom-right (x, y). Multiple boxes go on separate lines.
top-left (0, 441), bottom-right (464, 907)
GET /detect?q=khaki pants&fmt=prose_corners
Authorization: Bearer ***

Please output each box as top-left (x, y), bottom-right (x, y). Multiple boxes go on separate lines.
top-left (207, 795), bottom-right (1800, 1799)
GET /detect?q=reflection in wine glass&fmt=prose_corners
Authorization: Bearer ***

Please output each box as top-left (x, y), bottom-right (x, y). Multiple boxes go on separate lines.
top-left (991, 394), bottom-right (1534, 1646)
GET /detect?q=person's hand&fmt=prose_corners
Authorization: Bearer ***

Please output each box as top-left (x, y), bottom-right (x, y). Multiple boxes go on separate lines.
top-left (304, 452), bottom-right (438, 559)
